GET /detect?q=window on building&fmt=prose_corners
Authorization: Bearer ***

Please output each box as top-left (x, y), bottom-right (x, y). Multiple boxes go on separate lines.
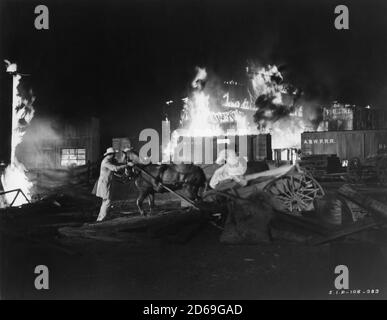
top-left (61, 148), bottom-right (86, 167)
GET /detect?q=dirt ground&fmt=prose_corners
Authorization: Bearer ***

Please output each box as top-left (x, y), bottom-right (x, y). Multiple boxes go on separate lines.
top-left (1, 182), bottom-right (387, 300)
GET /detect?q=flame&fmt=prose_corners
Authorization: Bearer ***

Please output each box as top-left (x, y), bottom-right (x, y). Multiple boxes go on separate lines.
top-left (192, 67), bottom-right (207, 89)
top-left (234, 111), bottom-right (259, 136)
top-left (0, 62), bottom-right (35, 207)
top-left (268, 117), bottom-right (307, 150)
top-left (164, 64), bottom-right (310, 161)
top-left (1, 160), bottom-right (33, 206)
top-left (180, 91), bottom-right (224, 137)
top-left (177, 67), bottom-right (259, 138)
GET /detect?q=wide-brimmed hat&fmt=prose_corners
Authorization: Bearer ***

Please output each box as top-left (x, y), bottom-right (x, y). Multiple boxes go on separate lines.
top-left (103, 147), bottom-right (117, 156)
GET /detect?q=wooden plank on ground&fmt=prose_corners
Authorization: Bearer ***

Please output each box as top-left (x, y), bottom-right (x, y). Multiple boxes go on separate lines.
top-left (59, 209), bottom-right (210, 238)
top-left (274, 212), bottom-right (335, 236)
top-left (310, 218), bottom-right (382, 245)
top-left (338, 184), bottom-right (387, 222)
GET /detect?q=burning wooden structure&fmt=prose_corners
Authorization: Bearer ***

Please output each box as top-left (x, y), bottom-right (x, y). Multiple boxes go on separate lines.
top-left (18, 116), bottom-right (100, 170)
top-left (0, 61), bottom-right (34, 207)
top-left (0, 61), bottom-right (100, 208)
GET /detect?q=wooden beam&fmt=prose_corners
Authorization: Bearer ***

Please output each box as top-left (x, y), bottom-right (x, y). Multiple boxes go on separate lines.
top-left (338, 184), bottom-right (387, 222)
top-left (310, 219), bottom-right (382, 245)
top-left (59, 209), bottom-right (211, 238)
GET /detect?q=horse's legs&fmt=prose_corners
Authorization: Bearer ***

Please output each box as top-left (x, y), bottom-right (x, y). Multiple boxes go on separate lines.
top-left (147, 192), bottom-right (155, 215)
top-left (136, 191), bottom-right (148, 216)
top-left (192, 186), bottom-right (200, 200)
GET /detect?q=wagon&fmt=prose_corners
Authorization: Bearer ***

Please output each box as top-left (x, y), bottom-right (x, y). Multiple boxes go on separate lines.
top-left (205, 164), bottom-right (325, 216)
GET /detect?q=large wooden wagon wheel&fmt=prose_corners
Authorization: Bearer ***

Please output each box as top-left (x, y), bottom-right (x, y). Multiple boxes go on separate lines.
top-left (263, 171), bottom-right (325, 216)
top-left (377, 156), bottom-right (387, 185)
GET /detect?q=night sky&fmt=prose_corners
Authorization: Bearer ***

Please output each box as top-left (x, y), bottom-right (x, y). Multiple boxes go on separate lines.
top-left (1, 0), bottom-right (387, 147)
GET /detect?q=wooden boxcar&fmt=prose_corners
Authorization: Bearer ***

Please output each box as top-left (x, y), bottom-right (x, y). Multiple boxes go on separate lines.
top-left (301, 130), bottom-right (387, 162)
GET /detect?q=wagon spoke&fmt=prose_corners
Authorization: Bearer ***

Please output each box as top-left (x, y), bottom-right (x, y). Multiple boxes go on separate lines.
top-left (263, 170), bottom-right (325, 215)
top-left (299, 194), bottom-right (314, 201)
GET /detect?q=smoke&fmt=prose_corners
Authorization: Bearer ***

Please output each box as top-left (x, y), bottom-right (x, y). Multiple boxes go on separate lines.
top-left (296, 96), bottom-right (324, 130)
top-left (12, 76), bottom-right (36, 155)
top-left (191, 66), bottom-right (207, 90)
top-left (248, 63), bottom-right (284, 100)
top-left (248, 64), bottom-right (300, 128)
top-left (247, 61), bottom-right (332, 148)
top-left (254, 95), bottom-right (295, 126)
top-left (17, 117), bottom-right (62, 169)
top-left (249, 62), bottom-right (327, 136)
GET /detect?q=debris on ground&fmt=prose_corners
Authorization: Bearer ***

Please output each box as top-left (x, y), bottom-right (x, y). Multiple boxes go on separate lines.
top-left (3, 163), bottom-right (387, 250)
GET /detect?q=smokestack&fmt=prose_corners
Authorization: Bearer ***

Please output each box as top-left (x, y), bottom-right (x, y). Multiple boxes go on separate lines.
top-left (0, 66), bottom-right (12, 165)
top-left (10, 68), bottom-right (21, 164)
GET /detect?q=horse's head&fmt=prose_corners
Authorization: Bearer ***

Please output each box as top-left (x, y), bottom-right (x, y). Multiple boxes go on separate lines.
top-left (125, 149), bottom-right (141, 163)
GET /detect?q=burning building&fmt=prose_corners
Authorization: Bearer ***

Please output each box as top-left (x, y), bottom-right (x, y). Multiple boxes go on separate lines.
top-left (163, 64), bottom-right (310, 164)
top-left (301, 101), bottom-right (387, 163)
top-left (0, 61), bottom-right (100, 207)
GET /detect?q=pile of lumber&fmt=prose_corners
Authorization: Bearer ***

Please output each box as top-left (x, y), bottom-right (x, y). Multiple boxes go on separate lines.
top-left (309, 184), bottom-right (387, 244)
top-left (358, 165), bottom-right (378, 182)
top-left (298, 154), bottom-right (342, 178)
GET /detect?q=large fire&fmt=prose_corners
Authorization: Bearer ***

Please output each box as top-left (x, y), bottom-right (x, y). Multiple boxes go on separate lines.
top-left (0, 61), bottom-right (35, 207)
top-left (165, 64), bottom-right (311, 161)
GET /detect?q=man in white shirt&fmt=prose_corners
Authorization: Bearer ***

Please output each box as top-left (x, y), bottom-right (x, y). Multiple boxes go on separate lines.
top-left (96, 147), bottom-right (128, 222)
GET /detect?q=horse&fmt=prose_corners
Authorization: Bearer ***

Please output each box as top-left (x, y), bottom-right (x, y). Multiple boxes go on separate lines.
top-left (123, 150), bottom-right (207, 215)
